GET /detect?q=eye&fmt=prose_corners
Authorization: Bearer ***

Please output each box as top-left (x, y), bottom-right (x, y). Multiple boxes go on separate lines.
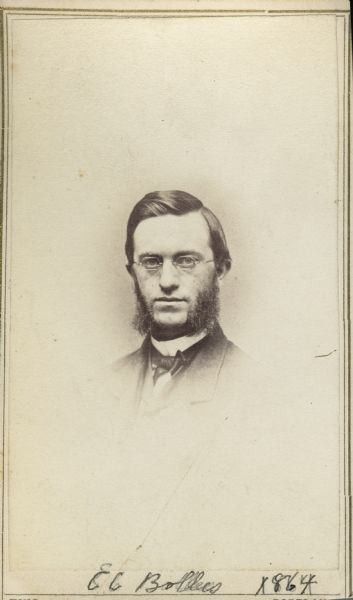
top-left (141, 256), bottom-right (162, 269)
top-left (176, 255), bottom-right (197, 268)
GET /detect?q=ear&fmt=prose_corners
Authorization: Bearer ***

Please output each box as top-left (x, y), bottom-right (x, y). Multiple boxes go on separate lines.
top-left (216, 258), bottom-right (231, 281)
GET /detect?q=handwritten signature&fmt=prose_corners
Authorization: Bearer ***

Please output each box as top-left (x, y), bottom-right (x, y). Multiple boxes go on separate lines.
top-left (88, 563), bottom-right (222, 594)
top-left (88, 564), bottom-right (317, 595)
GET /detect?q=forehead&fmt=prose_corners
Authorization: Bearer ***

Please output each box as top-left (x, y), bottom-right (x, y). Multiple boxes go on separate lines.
top-left (133, 211), bottom-right (211, 256)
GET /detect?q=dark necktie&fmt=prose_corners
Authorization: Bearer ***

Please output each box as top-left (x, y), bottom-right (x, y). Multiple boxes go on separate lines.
top-left (152, 350), bottom-right (185, 384)
top-left (150, 334), bottom-right (210, 386)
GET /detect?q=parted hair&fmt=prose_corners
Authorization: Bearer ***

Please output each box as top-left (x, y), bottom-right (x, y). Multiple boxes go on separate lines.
top-left (125, 190), bottom-right (232, 273)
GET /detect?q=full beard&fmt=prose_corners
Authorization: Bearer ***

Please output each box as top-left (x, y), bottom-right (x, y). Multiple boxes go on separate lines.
top-left (132, 277), bottom-right (220, 340)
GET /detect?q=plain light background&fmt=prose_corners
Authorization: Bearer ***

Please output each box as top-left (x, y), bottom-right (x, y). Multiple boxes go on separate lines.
top-left (5, 10), bottom-right (343, 580)
top-left (9, 16), bottom-right (339, 363)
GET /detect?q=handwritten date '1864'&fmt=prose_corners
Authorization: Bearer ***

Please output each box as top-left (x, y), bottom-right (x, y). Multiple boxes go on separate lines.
top-left (256, 572), bottom-right (318, 595)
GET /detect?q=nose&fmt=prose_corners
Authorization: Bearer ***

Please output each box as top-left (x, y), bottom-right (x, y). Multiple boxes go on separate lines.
top-left (158, 259), bottom-right (179, 292)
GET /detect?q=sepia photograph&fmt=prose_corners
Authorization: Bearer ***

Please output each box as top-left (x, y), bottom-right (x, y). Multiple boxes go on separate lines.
top-left (0, 0), bottom-right (351, 597)
top-left (114, 189), bottom-right (249, 410)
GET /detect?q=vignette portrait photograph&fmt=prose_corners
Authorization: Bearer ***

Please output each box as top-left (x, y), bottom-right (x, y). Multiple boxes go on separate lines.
top-left (0, 0), bottom-right (349, 597)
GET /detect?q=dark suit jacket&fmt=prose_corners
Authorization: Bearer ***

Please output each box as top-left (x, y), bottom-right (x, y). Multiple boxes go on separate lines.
top-left (113, 322), bottom-right (249, 414)
top-left (105, 325), bottom-right (262, 568)
top-left (83, 330), bottom-right (327, 569)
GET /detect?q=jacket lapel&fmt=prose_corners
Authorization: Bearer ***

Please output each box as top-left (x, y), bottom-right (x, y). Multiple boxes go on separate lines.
top-left (114, 337), bottom-right (149, 410)
top-left (166, 323), bottom-right (229, 405)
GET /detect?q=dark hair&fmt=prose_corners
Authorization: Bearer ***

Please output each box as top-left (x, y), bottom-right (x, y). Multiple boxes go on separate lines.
top-left (125, 190), bottom-right (232, 273)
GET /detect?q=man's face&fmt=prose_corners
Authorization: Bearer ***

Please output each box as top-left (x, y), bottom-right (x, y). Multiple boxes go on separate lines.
top-left (131, 211), bottom-right (222, 338)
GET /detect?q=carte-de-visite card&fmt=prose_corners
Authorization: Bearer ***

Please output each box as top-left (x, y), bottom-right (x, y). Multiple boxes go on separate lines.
top-left (0, 0), bottom-right (351, 598)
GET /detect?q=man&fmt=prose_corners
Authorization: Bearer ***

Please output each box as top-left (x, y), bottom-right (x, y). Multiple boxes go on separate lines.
top-left (107, 191), bottom-right (265, 568)
top-left (114, 189), bottom-right (249, 415)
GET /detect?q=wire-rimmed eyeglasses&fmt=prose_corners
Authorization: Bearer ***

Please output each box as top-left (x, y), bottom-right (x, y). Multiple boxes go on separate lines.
top-left (132, 255), bottom-right (215, 274)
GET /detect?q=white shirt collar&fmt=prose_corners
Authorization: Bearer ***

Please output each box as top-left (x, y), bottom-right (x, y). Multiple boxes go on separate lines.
top-left (151, 329), bottom-right (208, 357)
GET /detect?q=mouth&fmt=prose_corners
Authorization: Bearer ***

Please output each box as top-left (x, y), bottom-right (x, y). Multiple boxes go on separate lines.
top-left (154, 297), bottom-right (185, 303)
top-left (153, 297), bottom-right (187, 311)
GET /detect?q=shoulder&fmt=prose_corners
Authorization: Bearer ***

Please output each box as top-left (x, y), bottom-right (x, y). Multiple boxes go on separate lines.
top-left (112, 344), bottom-right (147, 371)
top-left (210, 323), bottom-right (250, 363)
top-left (112, 336), bottom-right (150, 372)
top-left (222, 337), bottom-right (254, 373)
top-left (225, 339), bottom-right (249, 359)
top-left (113, 348), bottom-right (143, 371)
